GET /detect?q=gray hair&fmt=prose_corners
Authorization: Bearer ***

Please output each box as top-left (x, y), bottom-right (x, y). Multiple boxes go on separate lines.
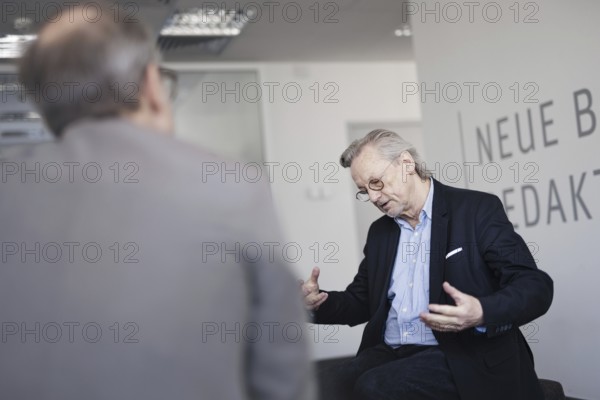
top-left (18, 2), bottom-right (159, 137)
top-left (340, 129), bottom-right (432, 179)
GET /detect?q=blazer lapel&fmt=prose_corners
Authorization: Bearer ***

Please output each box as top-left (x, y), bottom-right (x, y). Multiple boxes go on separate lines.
top-left (383, 222), bottom-right (400, 297)
top-left (429, 179), bottom-right (449, 305)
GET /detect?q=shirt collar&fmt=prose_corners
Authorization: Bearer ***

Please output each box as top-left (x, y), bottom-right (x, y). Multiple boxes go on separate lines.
top-left (422, 178), bottom-right (434, 221)
top-left (395, 178), bottom-right (434, 227)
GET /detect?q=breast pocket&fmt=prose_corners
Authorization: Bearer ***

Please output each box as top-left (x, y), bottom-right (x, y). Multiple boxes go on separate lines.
top-left (445, 247), bottom-right (466, 265)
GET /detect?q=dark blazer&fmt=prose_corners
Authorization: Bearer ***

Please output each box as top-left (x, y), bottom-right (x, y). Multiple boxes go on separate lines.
top-left (315, 179), bottom-right (553, 400)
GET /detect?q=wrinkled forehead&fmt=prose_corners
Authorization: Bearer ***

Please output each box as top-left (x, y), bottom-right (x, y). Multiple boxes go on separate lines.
top-left (349, 146), bottom-right (387, 186)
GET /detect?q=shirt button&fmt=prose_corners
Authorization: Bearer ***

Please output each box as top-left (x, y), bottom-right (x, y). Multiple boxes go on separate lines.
top-left (409, 282), bottom-right (413, 288)
top-left (412, 259), bottom-right (416, 263)
top-left (414, 232), bottom-right (419, 236)
top-left (402, 308), bottom-right (407, 313)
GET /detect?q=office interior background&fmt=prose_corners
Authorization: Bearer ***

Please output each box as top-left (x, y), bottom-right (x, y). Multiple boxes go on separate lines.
top-left (0, 0), bottom-right (597, 398)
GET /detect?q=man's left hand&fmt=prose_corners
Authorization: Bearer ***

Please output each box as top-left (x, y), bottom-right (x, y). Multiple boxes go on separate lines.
top-left (419, 282), bottom-right (484, 332)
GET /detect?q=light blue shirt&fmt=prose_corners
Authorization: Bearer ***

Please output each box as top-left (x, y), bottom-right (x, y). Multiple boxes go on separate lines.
top-left (384, 179), bottom-right (438, 347)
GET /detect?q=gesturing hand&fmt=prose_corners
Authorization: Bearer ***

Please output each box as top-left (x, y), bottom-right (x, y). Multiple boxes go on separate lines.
top-left (419, 282), bottom-right (484, 332)
top-left (299, 267), bottom-right (328, 311)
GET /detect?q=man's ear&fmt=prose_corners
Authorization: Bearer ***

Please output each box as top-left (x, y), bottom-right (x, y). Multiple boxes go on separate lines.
top-left (131, 63), bottom-right (175, 135)
top-left (141, 63), bottom-right (168, 112)
top-left (399, 151), bottom-right (416, 174)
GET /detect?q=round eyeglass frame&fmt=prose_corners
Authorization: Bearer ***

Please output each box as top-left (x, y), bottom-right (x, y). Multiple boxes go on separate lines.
top-left (355, 158), bottom-right (397, 202)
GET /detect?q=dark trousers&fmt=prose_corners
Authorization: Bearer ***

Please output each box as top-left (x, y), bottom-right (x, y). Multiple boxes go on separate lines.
top-left (318, 344), bottom-right (460, 400)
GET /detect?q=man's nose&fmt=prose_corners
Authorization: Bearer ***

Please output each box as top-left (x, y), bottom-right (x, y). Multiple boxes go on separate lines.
top-left (368, 189), bottom-right (382, 203)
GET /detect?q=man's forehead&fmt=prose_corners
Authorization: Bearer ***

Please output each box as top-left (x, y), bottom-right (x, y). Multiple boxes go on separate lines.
top-left (355, 146), bottom-right (386, 167)
top-left (350, 146), bottom-right (385, 183)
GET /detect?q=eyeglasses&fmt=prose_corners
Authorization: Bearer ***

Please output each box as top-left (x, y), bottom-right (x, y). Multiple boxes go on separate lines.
top-left (355, 158), bottom-right (397, 202)
top-left (159, 67), bottom-right (178, 101)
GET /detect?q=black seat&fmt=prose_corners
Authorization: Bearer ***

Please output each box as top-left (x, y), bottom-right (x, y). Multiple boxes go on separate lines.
top-left (315, 357), bottom-right (567, 400)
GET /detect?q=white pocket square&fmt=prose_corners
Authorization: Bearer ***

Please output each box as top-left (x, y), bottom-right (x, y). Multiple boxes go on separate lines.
top-left (445, 247), bottom-right (463, 259)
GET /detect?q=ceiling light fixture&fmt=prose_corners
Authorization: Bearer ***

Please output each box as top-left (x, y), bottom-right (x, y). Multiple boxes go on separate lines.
top-left (0, 34), bottom-right (37, 59)
top-left (160, 8), bottom-right (252, 37)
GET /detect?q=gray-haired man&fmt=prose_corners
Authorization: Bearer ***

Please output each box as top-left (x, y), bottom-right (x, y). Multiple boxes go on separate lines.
top-left (302, 129), bottom-right (553, 400)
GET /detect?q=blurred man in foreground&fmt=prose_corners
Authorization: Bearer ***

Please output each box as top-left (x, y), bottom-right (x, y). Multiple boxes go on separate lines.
top-left (0, 4), bottom-right (312, 399)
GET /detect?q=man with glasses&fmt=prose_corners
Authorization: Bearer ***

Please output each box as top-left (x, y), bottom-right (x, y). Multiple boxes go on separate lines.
top-left (1, 3), bottom-right (313, 400)
top-left (301, 129), bottom-right (553, 400)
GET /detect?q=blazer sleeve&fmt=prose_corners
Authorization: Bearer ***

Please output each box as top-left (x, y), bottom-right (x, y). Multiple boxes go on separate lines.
top-left (314, 244), bottom-right (372, 327)
top-left (475, 195), bottom-right (553, 334)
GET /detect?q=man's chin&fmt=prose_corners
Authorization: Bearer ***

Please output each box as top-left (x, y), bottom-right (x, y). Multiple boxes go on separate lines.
top-left (381, 206), bottom-right (400, 218)
top-left (386, 205), bottom-right (406, 219)
top-left (374, 202), bottom-right (400, 218)
top-left (385, 210), bottom-right (400, 218)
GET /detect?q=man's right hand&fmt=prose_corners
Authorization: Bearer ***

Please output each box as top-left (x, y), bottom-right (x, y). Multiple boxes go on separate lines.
top-left (300, 267), bottom-right (328, 311)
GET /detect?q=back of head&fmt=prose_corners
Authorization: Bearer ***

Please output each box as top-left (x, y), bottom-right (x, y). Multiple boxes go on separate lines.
top-left (18, 2), bottom-right (158, 137)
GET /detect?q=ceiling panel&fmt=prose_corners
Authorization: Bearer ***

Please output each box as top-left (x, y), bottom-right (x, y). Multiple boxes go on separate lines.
top-left (0, 0), bottom-right (413, 62)
top-left (166, 0), bottom-right (413, 61)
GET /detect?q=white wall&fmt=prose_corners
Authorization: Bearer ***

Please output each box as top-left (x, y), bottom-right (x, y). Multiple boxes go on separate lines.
top-left (174, 71), bottom-right (265, 162)
top-left (410, 1), bottom-right (599, 398)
